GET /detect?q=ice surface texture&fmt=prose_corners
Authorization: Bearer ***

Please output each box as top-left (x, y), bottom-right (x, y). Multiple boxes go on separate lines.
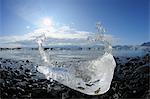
top-left (36, 22), bottom-right (116, 95)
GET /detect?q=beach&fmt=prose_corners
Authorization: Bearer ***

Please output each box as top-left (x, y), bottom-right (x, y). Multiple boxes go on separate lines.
top-left (0, 52), bottom-right (149, 98)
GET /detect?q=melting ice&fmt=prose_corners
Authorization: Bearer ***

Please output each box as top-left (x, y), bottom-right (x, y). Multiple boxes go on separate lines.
top-left (36, 22), bottom-right (116, 95)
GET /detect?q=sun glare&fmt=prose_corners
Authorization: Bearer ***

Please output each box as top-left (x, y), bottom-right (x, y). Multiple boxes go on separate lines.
top-left (42, 17), bottom-right (53, 26)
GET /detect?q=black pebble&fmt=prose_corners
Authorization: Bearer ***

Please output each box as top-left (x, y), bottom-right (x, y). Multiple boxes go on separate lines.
top-left (26, 60), bottom-right (29, 63)
top-left (25, 69), bottom-right (30, 72)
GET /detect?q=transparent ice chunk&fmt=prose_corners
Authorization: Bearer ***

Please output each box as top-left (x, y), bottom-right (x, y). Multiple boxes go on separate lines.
top-left (36, 22), bottom-right (116, 95)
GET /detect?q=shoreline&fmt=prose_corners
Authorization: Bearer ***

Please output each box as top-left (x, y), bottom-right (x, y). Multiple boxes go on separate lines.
top-left (0, 54), bottom-right (149, 98)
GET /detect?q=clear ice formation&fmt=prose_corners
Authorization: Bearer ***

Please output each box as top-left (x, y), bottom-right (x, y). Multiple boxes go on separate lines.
top-left (36, 22), bottom-right (116, 95)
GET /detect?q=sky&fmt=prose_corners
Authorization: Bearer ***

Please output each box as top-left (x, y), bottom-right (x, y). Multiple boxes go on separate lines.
top-left (0, 0), bottom-right (149, 46)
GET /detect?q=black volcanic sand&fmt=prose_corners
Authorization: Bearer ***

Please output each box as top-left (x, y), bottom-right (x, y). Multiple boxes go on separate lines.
top-left (0, 54), bottom-right (149, 99)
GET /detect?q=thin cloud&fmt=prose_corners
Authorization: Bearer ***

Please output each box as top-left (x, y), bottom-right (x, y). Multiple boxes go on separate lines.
top-left (0, 23), bottom-right (117, 47)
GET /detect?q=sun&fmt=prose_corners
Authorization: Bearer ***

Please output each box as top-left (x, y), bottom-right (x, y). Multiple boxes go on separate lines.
top-left (42, 17), bottom-right (53, 26)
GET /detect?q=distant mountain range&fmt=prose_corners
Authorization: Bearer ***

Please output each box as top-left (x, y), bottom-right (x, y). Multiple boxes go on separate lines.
top-left (0, 42), bottom-right (149, 51)
top-left (112, 42), bottom-right (150, 51)
top-left (141, 42), bottom-right (150, 46)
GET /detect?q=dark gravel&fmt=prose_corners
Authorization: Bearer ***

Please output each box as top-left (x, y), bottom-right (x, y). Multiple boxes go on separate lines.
top-left (0, 54), bottom-right (149, 99)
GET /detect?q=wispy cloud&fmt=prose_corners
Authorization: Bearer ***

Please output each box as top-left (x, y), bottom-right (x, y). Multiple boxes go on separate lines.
top-left (0, 22), bottom-right (117, 47)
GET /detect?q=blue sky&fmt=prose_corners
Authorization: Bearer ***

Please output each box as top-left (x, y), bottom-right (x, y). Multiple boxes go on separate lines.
top-left (0, 0), bottom-right (149, 45)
